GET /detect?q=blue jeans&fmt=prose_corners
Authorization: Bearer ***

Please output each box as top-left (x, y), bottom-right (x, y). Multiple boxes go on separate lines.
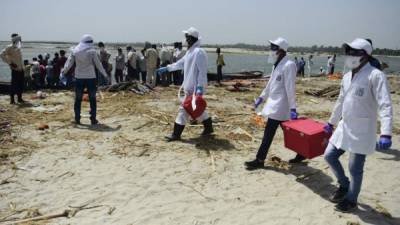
top-left (74, 78), bottom-right (97, 122)
top-left (324, 144), bottom-right (366, 203)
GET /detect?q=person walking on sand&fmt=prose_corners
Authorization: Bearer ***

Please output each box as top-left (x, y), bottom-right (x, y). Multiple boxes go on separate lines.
top-left (97, 41), bottom-right (111, 85)
top-left (245, 37), bottom-right (305, 170)
top-left (144, 42), bottom-right (158, 88)
top-left (299, 57), bottom-right (306, 77)
top-left (159, 43), bottom-right (173, 86)
top-left (172, 42), bottom-right (185, 85)
top-left (115, 47), bottom-right (125, 83)
top-left (323, 38), bottom-right (393, 212)
top-left (216, 47), bottom-right (225, 85)
top-left (157, 27), bottom-right (214, 141)
top-left (0, 33), bottom-right (25, 104)
top-left (61, 34), bottom-right (109, 125)
top-left (327, 54), bottom-right (336, 75)
top-left (126, 46), bottom-right (139, 81)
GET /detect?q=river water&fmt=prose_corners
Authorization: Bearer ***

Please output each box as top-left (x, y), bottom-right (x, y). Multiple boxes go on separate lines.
top-left (1, 42), bottom-right (399, 82)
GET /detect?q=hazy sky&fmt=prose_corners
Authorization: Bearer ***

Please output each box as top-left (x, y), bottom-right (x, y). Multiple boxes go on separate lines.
top-left (1, 0), bottom-right (399, 49)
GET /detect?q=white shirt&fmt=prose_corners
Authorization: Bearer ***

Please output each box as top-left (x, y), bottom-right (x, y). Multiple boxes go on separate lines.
top-left (167, 40), bottom-right (208, 94)
top-left (127, 51), bottom-right (138, 69)
top-left (328, 63), bottom-right (393, 155)
top-left (259, 55), bottom-right (297, 121)
top-left (62, 48), bottom-right (108, 79)
top-left (173, 48), bottom-right (185, 62)
top-left (159, 47), bottom-right (172, 64)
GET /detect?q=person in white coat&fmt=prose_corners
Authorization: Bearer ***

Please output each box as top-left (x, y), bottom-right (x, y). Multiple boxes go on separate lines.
top-left (157, 27), bottom-right (213, 141)
top-left (323, 38), bottom-right (393, 212)
top-left (245, 37), bottom-right (302, 170)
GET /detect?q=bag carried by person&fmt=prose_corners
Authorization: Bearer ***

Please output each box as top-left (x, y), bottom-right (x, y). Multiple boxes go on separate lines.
top-left (182, 94), bottom-right (207, 119)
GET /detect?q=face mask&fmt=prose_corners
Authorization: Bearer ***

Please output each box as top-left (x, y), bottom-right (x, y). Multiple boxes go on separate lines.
top-left (344, 56), bottom-right (362, 69)
top-left (267, 50), bottom-right (278, 64)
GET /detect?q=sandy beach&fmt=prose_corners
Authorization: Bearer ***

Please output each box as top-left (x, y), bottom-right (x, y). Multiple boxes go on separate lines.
top-left (0, 76), bottom-right (399, 225)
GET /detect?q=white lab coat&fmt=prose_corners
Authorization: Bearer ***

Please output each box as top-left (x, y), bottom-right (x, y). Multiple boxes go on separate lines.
top-left (167, 40), bottom-right (208, 94)
top-left (259, 56), bottom-right (297, 121)
top-left (328, 63), bottom-right (393, 155)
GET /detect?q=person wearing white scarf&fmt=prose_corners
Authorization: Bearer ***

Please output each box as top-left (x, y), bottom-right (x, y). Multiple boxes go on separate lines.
top-left (62, 34), bottom-right (108, 125)
top-left (0, 33), bottom-right (25, 104)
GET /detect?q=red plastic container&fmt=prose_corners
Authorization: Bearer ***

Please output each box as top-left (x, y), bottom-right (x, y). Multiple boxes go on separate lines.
top-left (281, 118), bottom-right (331, 159)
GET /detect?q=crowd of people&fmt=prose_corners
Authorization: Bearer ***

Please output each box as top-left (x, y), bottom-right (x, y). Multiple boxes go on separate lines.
top-left (4, 40), bottom-right (190, 92)
top-left (0, 30), bottom-right (394, 214)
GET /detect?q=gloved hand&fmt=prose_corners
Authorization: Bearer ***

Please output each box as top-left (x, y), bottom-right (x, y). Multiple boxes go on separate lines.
top-left (196, 86), bottom-right (203, 96)
top-left (59, 72), bottom-right (67, 86)
top-left (378, 135), bottom-right (392, 150)
top-left (290, 109), bottom-right (298, 120)
top-left (254, 97), bottom-right (263, 108)
top-left (156, 67), bottom-right (168, 76)
top-left (323, 123), bottom-right (334, 134)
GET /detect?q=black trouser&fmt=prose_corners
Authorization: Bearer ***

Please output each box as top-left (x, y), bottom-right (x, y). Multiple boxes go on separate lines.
top-left (160, 61), bottom-right (171, 86)
top-left (127, 65), bottom-right (139, 81)
top-left (256, 118), bottom-right (283, 161)
top-left (140, 71), bottom-right (147, 83)
top-left (172, 70), bottom-right (182, 85)
top-left (10, 70), bottom-right (24, 101)
top-left (299, 67), bottom-right (305, 77)
top-left (329, 66), bottom-right (335, 75)
top-left (217, 65), bottom-right (223, 83)
top-left (115, 69), bottom-right (123, 83)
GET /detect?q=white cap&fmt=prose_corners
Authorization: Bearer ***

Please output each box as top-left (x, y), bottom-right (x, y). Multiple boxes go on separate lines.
top-left (344, 38), bottom-right (373, 55)
top-left (269, 37), bottom-right (289, 51)
top-left (182, 27), bottom-right (200, 39)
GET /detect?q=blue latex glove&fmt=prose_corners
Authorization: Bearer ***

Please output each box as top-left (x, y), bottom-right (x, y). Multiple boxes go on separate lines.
top-left (290, 109), bottom-right (298, 120)
top-left (196, 86), bottom-right (203, 96)
top-left (254, 97), bottom-right (263, 108)
top-left (378, 135), bottom-right (392, 150)
top-left (323, 123), bottom-right (334, 134)
top-left (156, 67), bottom-right (168, 76)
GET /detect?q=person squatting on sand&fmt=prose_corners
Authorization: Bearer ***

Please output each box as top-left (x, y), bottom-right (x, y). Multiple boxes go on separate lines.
top-left (245, 37), bottom-right (305, 170)
top-left (61, 34), bottom-right (109, 125)
top-left (323, 38), bottom-right (393, 212)
top-left (0, 33), bottom-right (25, 104)
top-left (157, 27), bottom-right (214, 142)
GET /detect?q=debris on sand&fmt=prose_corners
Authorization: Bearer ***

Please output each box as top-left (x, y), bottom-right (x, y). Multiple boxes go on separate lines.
top-left (268, 155), bottom-right (291, 170)
top-left (251, 114), bottom-right (266, 128)
top-left (304, 85), bottom-right (340, 99)
top-left (327, 72), bottom-right (343, 80)
top-left (225, 80), bottom-right (255, 92)
top-left (37, 123), bottom-right (49, 130)
top-left (100, 81), bottom-right (153, 95)
top-left (227, 127), bottom-right (254, 141)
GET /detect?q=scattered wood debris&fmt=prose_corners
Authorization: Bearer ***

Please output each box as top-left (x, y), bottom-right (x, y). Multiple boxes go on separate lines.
top-left (100, 81), bottom-right (153, 95)
top-left (304, 85), bottom-right (340, 99)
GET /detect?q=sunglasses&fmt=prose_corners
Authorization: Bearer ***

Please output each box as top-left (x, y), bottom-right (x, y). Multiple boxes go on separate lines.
top-left (270, 44), bottom-right (280, 51)
top-left (344, 45), bottom-right (365, 56)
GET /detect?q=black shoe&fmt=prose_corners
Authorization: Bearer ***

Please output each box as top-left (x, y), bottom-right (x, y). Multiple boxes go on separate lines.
top-left (10, 99), bottom-right (16, 104)
top-left (201, 118), bottom-right (214, 136)
top-left (335, 199), bottom-right (357, 212)
top-left (17, 97), bottom-right (25, 103)
top-left (288, 154), bottom-right (306, 163)
top-left (165, 123), bottom-right (185, 142)
top-left (244, 159), bottom-right (264, 169)
top-left (329, 186), bottom-right (348, 203)
top-left (91, 119), bottom-right (99, 125)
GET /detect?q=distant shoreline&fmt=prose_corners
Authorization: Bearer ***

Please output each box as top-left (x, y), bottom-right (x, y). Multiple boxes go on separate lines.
top-left (1, 41), bottom-right (399, 57)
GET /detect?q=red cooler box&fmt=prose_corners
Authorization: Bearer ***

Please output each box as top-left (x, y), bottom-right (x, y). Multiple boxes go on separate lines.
top-left (281, 118), bottom-right (331, 159)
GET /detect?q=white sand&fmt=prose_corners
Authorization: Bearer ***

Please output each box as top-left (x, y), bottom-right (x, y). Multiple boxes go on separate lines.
top-left (0, 79), bottom-right (399, 225)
